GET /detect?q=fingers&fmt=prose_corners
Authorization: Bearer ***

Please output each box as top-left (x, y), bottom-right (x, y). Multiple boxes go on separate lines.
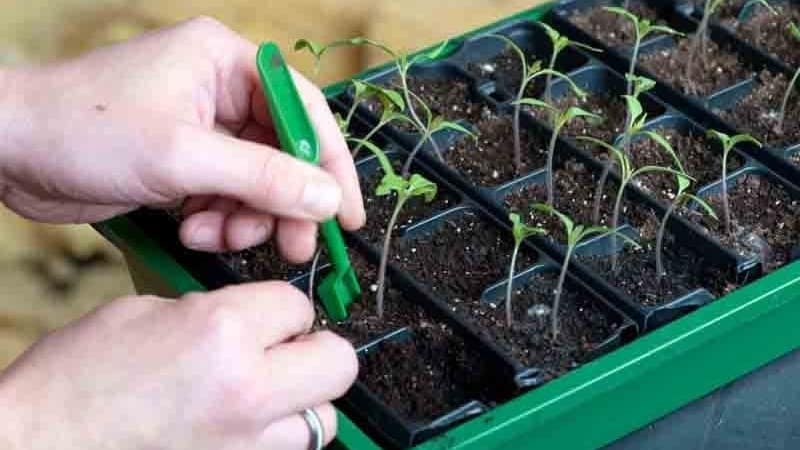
top-left (159, 124), bottom-right (342, 223)
top-left (256, 331), bottom-right (358, 421)
top-left (290, 69), bottom-right (366, 231)
top-left (276, 218), bottom-right (318, 263)
top-left (180, 198), bottom-right (277, 252)
top-left (182, 281), bottom-right (315, 349)
top-left (259, 404), bottom-right (337, 449)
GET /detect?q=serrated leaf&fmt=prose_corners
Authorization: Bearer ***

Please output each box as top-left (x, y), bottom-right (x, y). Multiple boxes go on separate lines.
top-left (376, 173), bottom-right (408, 197)
top-left (407, 174), bottom-right (438, 202)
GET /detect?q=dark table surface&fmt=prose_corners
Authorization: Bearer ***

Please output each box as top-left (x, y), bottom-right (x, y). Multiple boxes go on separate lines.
top-left (606, 349), bottom-right (800, 449)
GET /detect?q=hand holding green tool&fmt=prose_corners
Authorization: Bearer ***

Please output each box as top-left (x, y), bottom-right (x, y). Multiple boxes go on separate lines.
top-left (256, 42), bottom-right (360, 321)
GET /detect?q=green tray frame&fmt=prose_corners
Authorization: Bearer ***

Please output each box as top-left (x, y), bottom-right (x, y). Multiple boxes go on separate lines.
top-left (95, 3), bottom-right (800, 448)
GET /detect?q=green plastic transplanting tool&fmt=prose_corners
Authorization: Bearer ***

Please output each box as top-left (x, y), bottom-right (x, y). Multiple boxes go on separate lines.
top-left (256, 42), bottom-right (360, 321)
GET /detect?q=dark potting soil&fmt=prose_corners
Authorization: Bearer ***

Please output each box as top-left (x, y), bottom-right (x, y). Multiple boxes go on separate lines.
top-left (363, 75), bottom-right (489, 132)
top-left (568, 2), bottom-right (662, 47)
top-left (695, 0), bottom-right (746, 21)
top-left (478, 273), bottom-right (621, 377)
top-left (625, 127), bottom-right (744, 201)
top-left (221, 242), bottom-right (309, 282)
top-left (357, 158), bottom-right (459, 245)
top-left (503, 159), bottom-right (652, 241)
top-left (313, 254), bottom-right (497, 422)
top-left (394, 211), bottom-right (536, 303)
top-left (314, 252), bottom-right (428, 346)
top-left (444, 111), bottom-right (547, 187)
top-left (359, 323), bottom-right (496, 422)
top-left (716, 71), bottom-right (800, 149)
top-left (730, 3), bottom-right (800, 69)
top-left (580, 227), bottom-right (737, 307)
top-left (529, 91), bottom-right (627, 147)
top-left (466, 47), bottom-right (546, 99)
top-left (639, 37), bottom-right (751, 97)
top-left (688, 173), bottom-right (800, 271)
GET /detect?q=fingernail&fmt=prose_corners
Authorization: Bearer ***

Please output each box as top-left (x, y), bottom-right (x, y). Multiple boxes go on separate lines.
top-left (186, 224), bottom-right (216, 251)
top-left (302, 177), bottom-right (341, 219)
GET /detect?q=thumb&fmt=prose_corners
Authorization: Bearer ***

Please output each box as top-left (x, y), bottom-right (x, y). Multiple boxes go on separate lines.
top-left (154, 123), bottom-right (342, 222)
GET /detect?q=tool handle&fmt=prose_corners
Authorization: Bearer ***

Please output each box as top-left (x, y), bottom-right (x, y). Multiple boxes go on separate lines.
top-left (321, 220), bottom-right (350, 274)
top-left (256, 43), bottom-right (319, 164)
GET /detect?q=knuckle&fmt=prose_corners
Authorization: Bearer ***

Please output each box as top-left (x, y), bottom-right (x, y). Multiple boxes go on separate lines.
top-left (201, 300), bottom-right (246, 343)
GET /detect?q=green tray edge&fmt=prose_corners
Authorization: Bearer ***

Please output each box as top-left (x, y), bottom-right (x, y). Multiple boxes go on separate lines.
top-left (93, 1), bottom-right (800, 448)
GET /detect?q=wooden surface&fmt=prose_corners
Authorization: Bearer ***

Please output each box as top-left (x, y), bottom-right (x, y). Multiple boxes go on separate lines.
top-left (0, 0), bottom-right (546, 368)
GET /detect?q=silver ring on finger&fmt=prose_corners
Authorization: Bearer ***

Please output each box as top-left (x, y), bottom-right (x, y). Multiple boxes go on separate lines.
top-left (301, 408), bottom-right (324, 450)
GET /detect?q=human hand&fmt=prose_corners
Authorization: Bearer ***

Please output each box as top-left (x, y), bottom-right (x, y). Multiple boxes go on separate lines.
top-left (0, 17), bottom-right (365, 262)
top-left (0, 282), bottom-right (357, 450)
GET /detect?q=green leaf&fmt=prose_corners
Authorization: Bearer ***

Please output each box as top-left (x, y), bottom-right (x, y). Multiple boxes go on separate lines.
top-left (641, 130), bottom-right (686, 174)
top-left (488, 34), bottom-right (529, 76)
top-left (362, 82), bottom-right (405, 112)
top-left (376, 172), bottom-right (407, 196)
top-left (532, 69), bottom-right (588, 99)
top-left (627, 74), bottom-right (656, 96)
top-left (576, 136), bottom-right (626, 171)
top-left (561, 107), bottom-right (602, 127)
top-left (603, 6), bottom-right (639, 25)
top-left (352, 138), bottom-right (397, 179)
top-left (648, 24), bottom-right (685, 38)
top-left (728, 133), bottom-right (763, 149)
top-left (531, 203), bottom-right (575, 236)
top-left (430, 118), bottom-right (476, 140)
top-left (382, 111), bottom-right (415, 127)
top-left (790, 22), bottom-right (800, 42)
top-left (425, 39), bottom-right (451, 61)
top-left (686, 194), bottom-right (719, 220)
top-left (632, 165), bottom-right (694, 182)
top-left (539, 22), bottom-right (562, 46)
top-left (513, 98), bottom-right (555, 112)
top-left (294, 38), bottom-right (324, 57)
top-left (510, 213), bottom-right (547, 243)
top-left (407, 174), bottom-right (438, 202)
top-left (677, 173), bottom-right (692, 195)
top-left (351, 79), bottom-right (369, 100)
top-left (571, 41), bottom-right (603, 53)
top-left (738, 0), bottom-right (778, 20)
top-left (623, 95), bottom-right (645, 126)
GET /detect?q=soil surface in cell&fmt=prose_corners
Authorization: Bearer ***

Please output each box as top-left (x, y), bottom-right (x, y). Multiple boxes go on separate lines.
top-left (222, 242), bottom-right (309, 282)
top-left (478, 273), bottom-right (621, 379)
top-left (625, 126), bottom-right (745, 201)
top-left (316, 254), bottom-right (497, 422)
top-left (716, 71), bottom-right (800, 149)
top-left (730, 3), bottom-right (800, 68)
top-left (395, 211), bottom-right (536, 306)
top-left (700, 0), bottom-right (746, 21)
top-left (444, 110), bottom-right (547, 187)
top-left (529, 91), bottom-right (628, 147)
top-left (580, 217), bottom-right (737, 307)
top-left (359, 323), bottom-right (497, 422)
top-left (687, 172), bottom-right (800, 271)
top-left (315, 253), bottom-right (429, 346)
top-left (504, 159), bottom-right (652, 241)
top-left (639, 37), bottom-right (751, 97)
top-left (357, 158), bottom-right (459, 244)
top-left (363, 75), bottom-right (488, 132)
top-left (466, 47), bottom-right (547, 99)
top-left (568, 2), bottom-right (662, 47)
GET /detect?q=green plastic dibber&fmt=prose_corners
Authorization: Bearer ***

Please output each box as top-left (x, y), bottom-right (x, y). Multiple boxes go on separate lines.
top-left (256, 42), bottom-right (360, 321)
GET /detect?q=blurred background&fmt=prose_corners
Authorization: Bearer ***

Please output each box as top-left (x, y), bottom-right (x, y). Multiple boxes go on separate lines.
top-left (0, 0), bottom-right (543, 368)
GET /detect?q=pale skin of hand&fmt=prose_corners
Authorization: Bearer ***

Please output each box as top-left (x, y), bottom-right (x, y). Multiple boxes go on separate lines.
top-left (0, 17), bottom-right (364, 450)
